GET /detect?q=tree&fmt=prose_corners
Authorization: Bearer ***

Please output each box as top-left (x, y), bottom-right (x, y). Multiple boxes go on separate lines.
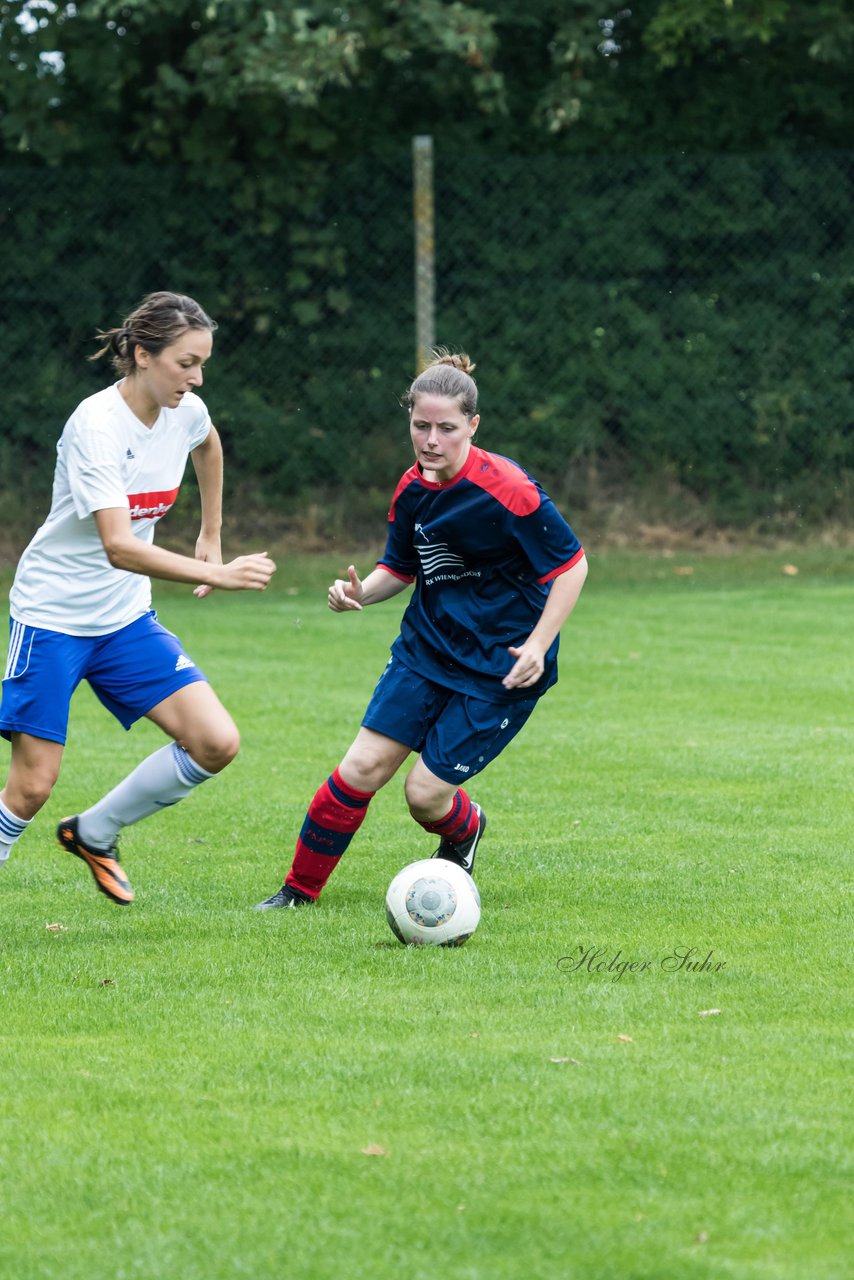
top-left (1, 3), bottom-right (851, 528)
top-left (2, 1), bottom-right (853, 172)
top-left (483, 1), bottom-right (854, 152)
top-left (0, 1), bottom-right (503, 168)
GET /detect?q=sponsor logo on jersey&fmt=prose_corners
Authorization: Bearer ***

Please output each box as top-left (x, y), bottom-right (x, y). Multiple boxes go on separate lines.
top-left (414, 527), bottom-right (481, 585)
top-left (127, 486), bottom-right (180, 521)
top-left (174, 654), bottom-right (195, 672)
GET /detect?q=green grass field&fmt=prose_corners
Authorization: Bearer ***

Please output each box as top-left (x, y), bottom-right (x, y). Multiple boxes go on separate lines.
top-left (1, 547), bottom-right (851, 1280)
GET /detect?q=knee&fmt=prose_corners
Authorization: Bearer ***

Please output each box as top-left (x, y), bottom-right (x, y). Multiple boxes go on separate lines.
top-left (4, 768), bottom-right (58, 820)
top-left (404, 770), bottom-right (451, 820)
top-left (187, 725), bottom-right (240, 775)
top-left (339, 747), bottom-right (394, 794)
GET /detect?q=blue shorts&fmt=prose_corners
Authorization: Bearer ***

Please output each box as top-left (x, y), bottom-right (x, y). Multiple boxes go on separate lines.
top-left (0, 610), bottom-right (207, 745)
top-left (361, 655), bottom-right (539, 785)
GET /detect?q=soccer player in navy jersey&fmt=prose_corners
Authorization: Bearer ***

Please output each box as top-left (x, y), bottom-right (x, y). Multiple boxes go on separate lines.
top-left (0, 293), bottom-right (275, 902)
top-left (255, 349), bottom-right (587, 909)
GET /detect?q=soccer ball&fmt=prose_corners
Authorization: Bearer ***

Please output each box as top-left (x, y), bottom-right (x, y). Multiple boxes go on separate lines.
top-left (385, 857), bottom-right (481, 947)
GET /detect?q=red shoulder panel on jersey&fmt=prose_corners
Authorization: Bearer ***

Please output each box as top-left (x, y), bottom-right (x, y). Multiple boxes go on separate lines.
top-left (387, 465), bottom-right (420, 522)
top-left (466, 448), bottom-right (541, 517)
top-left (127, 487), bottom-right (180, 521)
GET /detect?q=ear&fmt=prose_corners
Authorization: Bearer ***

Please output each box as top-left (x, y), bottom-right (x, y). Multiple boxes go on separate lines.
top-left (469, 414), bottom-right (480, 436)
top-left (133, 344), bottom-right (150, 371)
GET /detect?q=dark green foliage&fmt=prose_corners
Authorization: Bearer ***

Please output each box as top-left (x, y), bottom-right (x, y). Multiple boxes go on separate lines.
top-left (1, 148), bottom-right (852, 531)
top-left (437, 149), bottom-right (854, 525)
top-left (1, 3), bottom-right (853, 533)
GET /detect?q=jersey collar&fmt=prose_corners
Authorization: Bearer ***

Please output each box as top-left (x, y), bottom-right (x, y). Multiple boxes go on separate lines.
top-left (416, 445), bottom-right (480, 490)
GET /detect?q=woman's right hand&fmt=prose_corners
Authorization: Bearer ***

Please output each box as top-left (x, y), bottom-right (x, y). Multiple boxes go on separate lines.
top-left (328, 564), bottom-right (364, 611)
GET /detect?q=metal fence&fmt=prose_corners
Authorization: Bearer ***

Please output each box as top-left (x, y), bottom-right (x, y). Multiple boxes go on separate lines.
top-left (1, 145), bottom-right (852, 533)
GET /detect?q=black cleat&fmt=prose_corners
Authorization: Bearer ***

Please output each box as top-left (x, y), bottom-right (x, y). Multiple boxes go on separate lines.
top-left (254, 883), bottom-right (314, 910)
top-left (433, 803), bottom-right (486, 876)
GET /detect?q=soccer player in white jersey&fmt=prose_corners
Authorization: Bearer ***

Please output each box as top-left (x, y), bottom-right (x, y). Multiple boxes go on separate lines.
top-left (0, 292), bottom-right (276, 903)
top-left (255, 350), bottom-right (587, 909)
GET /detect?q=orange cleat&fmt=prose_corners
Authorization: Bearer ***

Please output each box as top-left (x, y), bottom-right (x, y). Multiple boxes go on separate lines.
top-left (57, 816), bottom-right (134, 905)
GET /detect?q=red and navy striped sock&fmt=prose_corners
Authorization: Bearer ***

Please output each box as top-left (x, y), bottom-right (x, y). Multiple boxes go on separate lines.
top-left (415, 788), bottom-right (478, 843)
top-left (285, 768), bottom-right (375, 900)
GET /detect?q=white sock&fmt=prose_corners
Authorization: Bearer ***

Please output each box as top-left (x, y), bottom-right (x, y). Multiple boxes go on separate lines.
top-left (0, 797), bottom-right (31, 869)
top-left (78, 743), bottom-right (216, 849)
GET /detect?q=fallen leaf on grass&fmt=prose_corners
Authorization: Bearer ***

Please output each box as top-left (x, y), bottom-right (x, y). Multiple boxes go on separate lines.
top-left (549, 1057), bottom-right (581, 1065)
top-left (672, 566), bottom-right (694, 576)
top-left (616, 1034), bottom-right (634, 1043)
top-left (45, 922), bottom-right (66, 932)
top-left (782, 564), bottom-right (799, 576)
top-left (698, 1008), bottom-right (721, 1017)
top-left (99, 978), bottom-right (115, 987)
top-left (361, 1145), bottom-right (388, 1157)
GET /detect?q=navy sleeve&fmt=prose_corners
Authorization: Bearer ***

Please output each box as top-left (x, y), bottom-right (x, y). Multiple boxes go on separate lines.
top-left (513, 487), bottom-right (583, 582)
top-left (378, 475), bottom-right (418, 580)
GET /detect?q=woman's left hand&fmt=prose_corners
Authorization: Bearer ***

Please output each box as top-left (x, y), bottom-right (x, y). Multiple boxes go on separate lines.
top-left (193, 532), bottom-right (223, 598)
top-left (503, 642), bottom-right (546, 690)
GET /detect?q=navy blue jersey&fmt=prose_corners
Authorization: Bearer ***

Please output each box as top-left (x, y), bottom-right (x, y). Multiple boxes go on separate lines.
top-left (377, 445), bottom-right (584, 703)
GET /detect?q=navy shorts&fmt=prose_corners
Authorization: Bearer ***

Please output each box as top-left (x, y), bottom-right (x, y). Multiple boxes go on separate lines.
top-left (361, 654), bottom-right (539, 785)
top-left (0, 610), bottom-right (207, 745)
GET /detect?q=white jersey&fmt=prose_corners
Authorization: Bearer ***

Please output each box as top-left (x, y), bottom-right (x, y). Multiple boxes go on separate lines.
top-left (10, 383), bottom-right (211, 636)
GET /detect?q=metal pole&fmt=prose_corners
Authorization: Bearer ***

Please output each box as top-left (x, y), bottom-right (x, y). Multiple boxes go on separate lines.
top-left (413, 135), bottom-right (435, 373)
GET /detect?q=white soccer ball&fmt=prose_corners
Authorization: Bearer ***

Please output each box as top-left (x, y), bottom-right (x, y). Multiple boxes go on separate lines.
top-left (385, 857), bottom-right (481, 947)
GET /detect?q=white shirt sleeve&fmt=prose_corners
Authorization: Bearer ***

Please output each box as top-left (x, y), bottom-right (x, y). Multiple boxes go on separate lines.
top-left (185, 394), bottom-right (212, 451)
top-left (65, 419), bottom-right (128, 520)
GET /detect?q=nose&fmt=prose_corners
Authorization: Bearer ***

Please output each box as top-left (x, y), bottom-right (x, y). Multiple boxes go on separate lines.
top-left (188, 367), bottom-right (203, 387)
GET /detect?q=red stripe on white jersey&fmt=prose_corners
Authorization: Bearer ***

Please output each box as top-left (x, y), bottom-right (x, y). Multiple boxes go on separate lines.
top-left (127, 487), bottom-right (180, 521)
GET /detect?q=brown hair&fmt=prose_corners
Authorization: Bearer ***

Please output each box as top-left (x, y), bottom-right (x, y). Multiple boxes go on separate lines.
top-left (90, 291), bottom-right (217, 376)
top-left (404, 348), bottom-right (478, 419)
